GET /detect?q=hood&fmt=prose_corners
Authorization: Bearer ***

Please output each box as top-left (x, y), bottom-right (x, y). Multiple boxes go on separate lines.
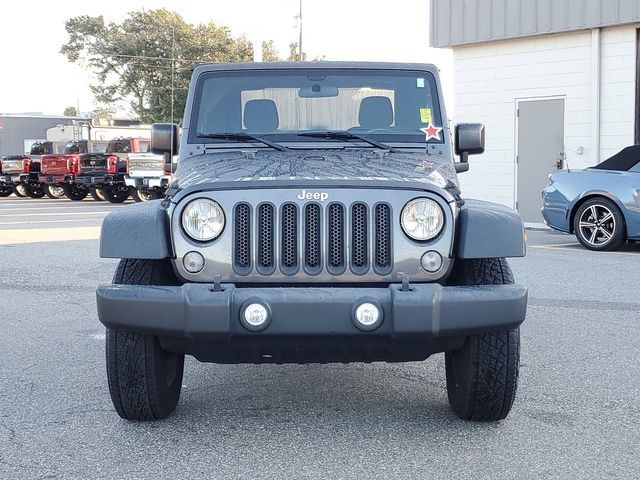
top-left (172, 149), bottom-right (458, 191)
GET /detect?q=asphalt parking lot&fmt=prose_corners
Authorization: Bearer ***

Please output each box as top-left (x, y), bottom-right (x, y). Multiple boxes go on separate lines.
top-left (1, 197), bottom-right (639, 479)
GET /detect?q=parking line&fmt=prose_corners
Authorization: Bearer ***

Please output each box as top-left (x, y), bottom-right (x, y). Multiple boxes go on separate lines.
top-left (0, 211), bottom-right (109, 217)
top-left (528, 244), bottom-right (640, 256)
top-left (0, 205), bottom-right (120, 212)
top-left (0, 226), bottom-right (101, 245)
top-left (0, 218), bottom-right (106, 225)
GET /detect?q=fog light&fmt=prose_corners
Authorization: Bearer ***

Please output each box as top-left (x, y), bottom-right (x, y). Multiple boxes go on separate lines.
top-left (420, 251), bottom-right (443, 273)
top-left (353, 301), bottom-right (383, 331)
top-left (241, 301), bottom-right (271, 331)
top-left (183, 251), bottom-right (205, 273)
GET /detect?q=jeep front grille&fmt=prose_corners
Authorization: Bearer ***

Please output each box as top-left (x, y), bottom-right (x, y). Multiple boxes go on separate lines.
top-left (233, 201), bottom-right (392, 276)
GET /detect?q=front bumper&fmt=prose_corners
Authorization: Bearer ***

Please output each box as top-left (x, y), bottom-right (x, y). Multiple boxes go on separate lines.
top-left (124, 175), bottom-right (169, 189)
top-left (96, 283), bottom-right (527, 362)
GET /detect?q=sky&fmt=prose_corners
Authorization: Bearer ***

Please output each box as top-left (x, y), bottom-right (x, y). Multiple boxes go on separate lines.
top-left (0, 0), bottom-right (452, 117)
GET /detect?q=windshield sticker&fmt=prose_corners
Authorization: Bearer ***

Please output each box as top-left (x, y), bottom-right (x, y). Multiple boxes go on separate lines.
top-left (420, 122), bottom-right (442, 141)
top-left (419, 108), bottom-right (432, 123)
top-left (416, 78), bottom-right (425, 88)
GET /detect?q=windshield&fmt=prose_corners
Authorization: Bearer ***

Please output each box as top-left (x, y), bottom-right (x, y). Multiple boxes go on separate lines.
top-left (191, 69), bottom-right (443, 147)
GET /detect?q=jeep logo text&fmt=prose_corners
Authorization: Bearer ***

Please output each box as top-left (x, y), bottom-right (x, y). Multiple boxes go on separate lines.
top-left (296, 190), bottom-right (328, 201)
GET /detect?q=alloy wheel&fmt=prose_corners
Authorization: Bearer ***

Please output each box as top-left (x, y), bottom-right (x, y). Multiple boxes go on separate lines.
top-left (578, 204), bottom-right (615, 247)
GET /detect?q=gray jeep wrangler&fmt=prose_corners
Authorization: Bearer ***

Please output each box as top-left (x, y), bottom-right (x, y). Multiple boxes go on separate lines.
top-left (97, 62), bottom-right (527, 422)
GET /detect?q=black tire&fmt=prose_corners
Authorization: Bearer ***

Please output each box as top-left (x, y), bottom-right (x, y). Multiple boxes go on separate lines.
top-left (0, 186), bottom-right (12, 197)
top-left (90, 189), bottom-right (106, 201)
top-left (62, 184), bottom-right (88, 201)
top-left (26, 184), bottom-right (46, 198)
top-left (13, 184), bottom-right (28, 197)
top-left (445, 258), bottom-right (520, 421)
top-left (102, 184), bottom-right (130, 203)
top-left (132, 188), bottom-right (164, 202)
top-left (573, 197), bottom-right (626, 251)
top-left (45, 185), bottom-right (65, 199)
top-left (106, 259), bottom-right (184, 421)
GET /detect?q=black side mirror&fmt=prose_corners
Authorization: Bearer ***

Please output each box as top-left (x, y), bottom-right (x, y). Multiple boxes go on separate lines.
top-left (151, 123), bottom-right (179, 156)
top-left (454, 123), bottom-right (485, 165)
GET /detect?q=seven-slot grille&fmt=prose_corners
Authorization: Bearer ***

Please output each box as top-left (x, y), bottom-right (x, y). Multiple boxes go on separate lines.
top-left (233, 201), bottom-right (392, 276)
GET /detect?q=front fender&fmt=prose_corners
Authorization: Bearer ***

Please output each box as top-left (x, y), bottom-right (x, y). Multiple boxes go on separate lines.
top-left (100, 200), bottom-right (172, 259)
top-left (456, 200), bottom-right (525, 259)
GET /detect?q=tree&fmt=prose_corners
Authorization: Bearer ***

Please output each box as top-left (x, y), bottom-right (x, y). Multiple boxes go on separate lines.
top-left (61, 9), bottom-right (283, 123)
top-left (287, 42), bottom-right (307, 61)
top-left (63, 106), bottom-right (78, 117)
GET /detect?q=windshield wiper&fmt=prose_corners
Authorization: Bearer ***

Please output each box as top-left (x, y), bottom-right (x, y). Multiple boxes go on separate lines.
top-left (198, 132), bottom-right (289, 151)
top-left (297, 130), bottom-right (399, 153)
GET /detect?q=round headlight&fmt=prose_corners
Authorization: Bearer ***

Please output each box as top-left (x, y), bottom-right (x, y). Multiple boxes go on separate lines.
top-left (401, 198), bottom-right (444, 241)
top-left (181, 198), bottom-right (225, 241)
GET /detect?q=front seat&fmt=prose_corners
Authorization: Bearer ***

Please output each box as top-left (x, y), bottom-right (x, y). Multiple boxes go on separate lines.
top-left (243, 99), bottom-right (279, 132)
top-left (357, 96), bottom-right (393, 130)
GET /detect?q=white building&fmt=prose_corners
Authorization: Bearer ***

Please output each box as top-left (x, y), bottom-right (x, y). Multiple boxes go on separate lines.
top-left (430, 0), bottom-right (640, 222)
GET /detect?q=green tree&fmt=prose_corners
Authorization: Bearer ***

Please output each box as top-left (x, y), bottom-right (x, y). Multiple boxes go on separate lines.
top-left (63, 106), bottom-right (78, 117)
top-left (61, 9), bottom-right (283, 123)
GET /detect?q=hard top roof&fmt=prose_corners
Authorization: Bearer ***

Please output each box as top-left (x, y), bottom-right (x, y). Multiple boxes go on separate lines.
top-left (192, 61), bottom-right (439, 75)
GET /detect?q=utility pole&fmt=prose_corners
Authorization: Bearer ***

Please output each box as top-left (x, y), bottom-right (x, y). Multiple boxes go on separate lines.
top-left (298, 0), bottom-right (303, 61)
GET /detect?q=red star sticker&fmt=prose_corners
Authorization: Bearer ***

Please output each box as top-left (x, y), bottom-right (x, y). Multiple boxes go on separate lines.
top-left (420, 122), bottom-right (442, 141)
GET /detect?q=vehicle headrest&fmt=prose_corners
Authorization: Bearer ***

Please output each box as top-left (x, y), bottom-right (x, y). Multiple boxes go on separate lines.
top-left (244, 99), bottom-right (279, 132)
top-left (358, 96), bottom-right (393, 129)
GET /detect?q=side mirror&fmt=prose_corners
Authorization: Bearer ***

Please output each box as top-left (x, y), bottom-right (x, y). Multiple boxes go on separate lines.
top-left (454, 123), bottom-right (485, 165)
top-left (151, 123), bottom-right (179, 156)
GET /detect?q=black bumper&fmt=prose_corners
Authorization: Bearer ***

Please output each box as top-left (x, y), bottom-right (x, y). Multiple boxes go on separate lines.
top-left (96, 283), bottom-right (527, 363)
top-left (74, 174), bottom-right (122, 186)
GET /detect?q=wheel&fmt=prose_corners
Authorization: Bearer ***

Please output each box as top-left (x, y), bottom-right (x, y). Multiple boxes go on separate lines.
top-left (132, 188), bottom-right (164, 202)
top-left (13, 184), bottom-right (28, 197)
top-left (90, 189), bottom-right (106, 201)
top-left (445, 258), bottom-right (520, 421)
top-left (102, 185), bottom-right (130, 203)
top-left (0, 186), bottom-right (12, 197)
top-left (62, 184), bottom-right (89, 201)
top-left (106, 259), bottom-right (184, 421)
top-left (45, 185), bottom-right (66, 199)
top-left (26, 184), bottom-right (46, 198)
top-left (573, 197), bottom-right (626, 251)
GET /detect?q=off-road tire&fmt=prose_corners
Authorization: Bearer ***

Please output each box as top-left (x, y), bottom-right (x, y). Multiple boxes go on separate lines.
top-left (445, 258), bottom-right (520, 421)
top-left (106, 259), bottom-right (184, 421)
top-left (90, 189), bottom-right (106, 201)
top-left (131, 188), bottom-right (164, 202)
top-left (62, 184), bottom-right (88, 201)
top-left (45, 185), bottom-right (65, 199)
top-left (13, 184), bottom-right (28, 197)
top-left (573, 197), bottom-right (626, 251)
top-left (0, 186), bottom-right (12, 197)
top-left (102, 185), bottom-right (130, 203)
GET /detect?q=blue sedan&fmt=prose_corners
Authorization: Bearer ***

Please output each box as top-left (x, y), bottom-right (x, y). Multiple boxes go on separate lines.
top-left (542, 145), bottom-right (640, 251)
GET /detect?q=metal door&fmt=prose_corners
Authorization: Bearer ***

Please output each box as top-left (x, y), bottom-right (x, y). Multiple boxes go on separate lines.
top-left (516, 98), bottom-right (565, 223)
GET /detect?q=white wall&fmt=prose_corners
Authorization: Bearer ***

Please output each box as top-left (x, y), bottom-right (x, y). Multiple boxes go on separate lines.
top-left (451, 24), bottom-right (637, 207)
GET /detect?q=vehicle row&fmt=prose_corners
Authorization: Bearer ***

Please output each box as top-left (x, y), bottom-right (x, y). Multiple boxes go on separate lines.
top-left (0, 137), bottom-right (174, 202)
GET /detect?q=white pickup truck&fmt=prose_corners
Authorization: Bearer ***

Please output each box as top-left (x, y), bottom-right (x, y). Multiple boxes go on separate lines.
top-left (124, 152), bottom-right (174, 201)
